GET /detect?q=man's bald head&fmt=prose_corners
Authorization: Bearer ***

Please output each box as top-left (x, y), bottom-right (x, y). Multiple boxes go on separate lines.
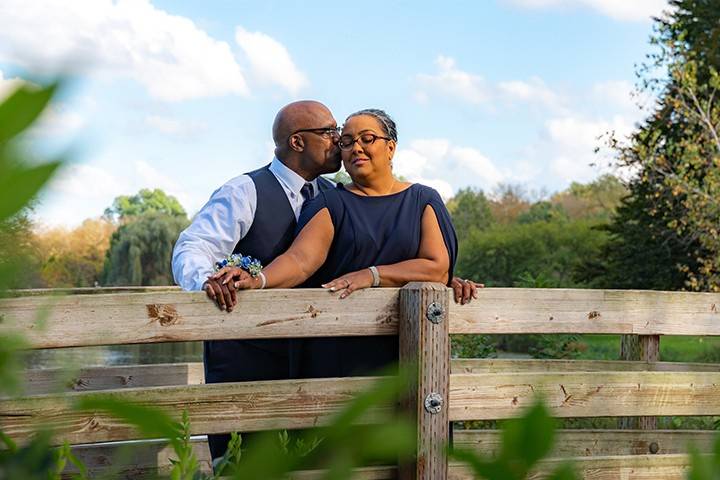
top-left (272, 100), bottom-right (334, 148)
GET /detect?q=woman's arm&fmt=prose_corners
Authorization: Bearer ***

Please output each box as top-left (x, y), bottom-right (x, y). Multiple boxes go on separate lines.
top-left (214, 208), bottom-right (335, 289)
top-left (322, 205), bottom-right (450, 298)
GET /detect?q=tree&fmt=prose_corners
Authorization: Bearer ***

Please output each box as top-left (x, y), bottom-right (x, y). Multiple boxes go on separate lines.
top-left (35, 218), bottom-right (116, 287)
top-left (104, 188), bottom-right (186, 222)
top-left (599, 0), bottom-right (720, 291)
top-left (102, 212), bottom-right (188, 286)
top-left (0, 210), bottom-right (44, 289)
top-left (446, 187), bottom-right (493, 242)
top-left (550, 174), bottom-right (627, 221)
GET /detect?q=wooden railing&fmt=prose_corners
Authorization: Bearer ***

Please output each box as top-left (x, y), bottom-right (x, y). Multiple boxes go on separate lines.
top-left (2, 284), bottom-right (720, 479)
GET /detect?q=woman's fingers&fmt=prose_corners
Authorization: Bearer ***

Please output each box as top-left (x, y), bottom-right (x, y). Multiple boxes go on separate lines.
top-left (339, 281), bottom-right (357, 299)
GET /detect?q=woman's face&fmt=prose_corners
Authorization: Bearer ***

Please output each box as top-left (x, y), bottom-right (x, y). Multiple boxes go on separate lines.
top-left (340, 115), bottom-right (395, 180)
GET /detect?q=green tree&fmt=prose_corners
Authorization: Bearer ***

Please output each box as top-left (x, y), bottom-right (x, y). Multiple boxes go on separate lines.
top-left (550, 174), bottom-right (627, 221)
top-left (516, 201), bottom-right (568, 224)
top-left (103, 212), bottom-right (188, 286)
top-left (104, 188), bottom-right (186, 222)
top-left (447, 187), bottom-right (494, 242)
top-left (456, 219), bottom-right (609, 288)
top-left (600, 0), bottom-right (720, 291)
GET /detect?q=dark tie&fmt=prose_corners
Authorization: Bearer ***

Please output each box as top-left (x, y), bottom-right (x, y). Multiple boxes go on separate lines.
top-left (300, 182), bottom-right (314, 206)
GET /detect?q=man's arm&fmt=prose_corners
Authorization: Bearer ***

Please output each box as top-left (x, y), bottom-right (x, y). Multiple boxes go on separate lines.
top-left (171, 177), bottom-right (256, 306)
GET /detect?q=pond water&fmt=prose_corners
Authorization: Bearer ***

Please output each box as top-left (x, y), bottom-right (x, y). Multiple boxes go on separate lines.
top-left (25, 342), bottom-right (204, 369)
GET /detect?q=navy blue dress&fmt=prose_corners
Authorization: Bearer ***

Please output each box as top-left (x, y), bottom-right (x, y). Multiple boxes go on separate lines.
top-left (290, 183), bottom-right (458, 378)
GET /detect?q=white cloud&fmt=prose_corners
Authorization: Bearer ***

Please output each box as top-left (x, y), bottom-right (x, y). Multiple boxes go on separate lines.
top-left (235, 27), bottom-right (308, 95)
top-left (505, 0), bottom-right (668, 22)
top-left (394, 138), bottom-right (507, 195)
top-left (415, 57), bottom-right (565, 110)
top-left (498, 76), bottom-right (565, 110)
top-left (0, 0), bottom-right (249, 101)
top-left (145, 115), bottom-right (207, 136)
top-left (544, 114), bottom-right (635, 181)
top-left (36, 104), bottom-right (86, 135)
top-left (415, 56), bottom-right (491, 104)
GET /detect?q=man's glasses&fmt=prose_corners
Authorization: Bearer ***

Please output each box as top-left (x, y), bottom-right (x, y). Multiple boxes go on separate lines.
top-left (338, 133), bottom-right (391, 151)
top-left (290, 127), bottom-right (341, 140)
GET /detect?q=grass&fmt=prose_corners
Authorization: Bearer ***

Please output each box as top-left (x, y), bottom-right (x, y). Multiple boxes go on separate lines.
top-left (577, 335), bottom-right (720, 363)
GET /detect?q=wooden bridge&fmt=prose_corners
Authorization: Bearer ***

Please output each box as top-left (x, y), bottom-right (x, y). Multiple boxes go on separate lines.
top-left (2, 283), bottom-right (720, 478)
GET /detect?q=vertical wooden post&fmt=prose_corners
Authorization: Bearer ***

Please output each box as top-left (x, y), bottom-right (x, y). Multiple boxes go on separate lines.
top-left (399, 282), bottom-right (450, 480)
top-left (619, 334), bottom-right (660, 430)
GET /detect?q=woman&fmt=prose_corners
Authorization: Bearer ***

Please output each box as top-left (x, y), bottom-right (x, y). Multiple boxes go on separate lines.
top-left (213, 108), bottom-right (457, 377)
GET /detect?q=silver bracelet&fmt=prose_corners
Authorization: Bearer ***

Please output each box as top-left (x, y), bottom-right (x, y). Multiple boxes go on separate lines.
top-left (368, 266), bottom-right (380, 287)
top-left (257, 271), bottom-right (267, 289)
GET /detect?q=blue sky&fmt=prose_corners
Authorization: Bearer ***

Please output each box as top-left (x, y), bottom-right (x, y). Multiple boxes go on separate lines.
top-left (0, 0), bottom-right (668, 226)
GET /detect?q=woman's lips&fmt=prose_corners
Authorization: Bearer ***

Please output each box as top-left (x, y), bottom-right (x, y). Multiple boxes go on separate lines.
top-left (352, 157), bottom-right (369, 166)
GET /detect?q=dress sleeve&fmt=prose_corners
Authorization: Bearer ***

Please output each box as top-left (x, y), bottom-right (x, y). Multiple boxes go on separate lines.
top-left (423, 187), bottom-right (458, 284)
top-left (295, 190), bottom-right (340, 235)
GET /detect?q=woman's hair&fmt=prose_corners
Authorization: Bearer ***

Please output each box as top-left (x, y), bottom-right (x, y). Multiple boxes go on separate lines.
top-left (346, 108), bottom-right (398, 142)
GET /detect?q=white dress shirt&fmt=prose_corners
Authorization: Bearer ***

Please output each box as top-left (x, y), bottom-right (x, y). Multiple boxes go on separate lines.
top-left (172, 158), bottom-right (322, 291)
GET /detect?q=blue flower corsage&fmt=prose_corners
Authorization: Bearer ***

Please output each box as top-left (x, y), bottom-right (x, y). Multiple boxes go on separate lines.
top-left (214, 253), bottom-right (263, 277)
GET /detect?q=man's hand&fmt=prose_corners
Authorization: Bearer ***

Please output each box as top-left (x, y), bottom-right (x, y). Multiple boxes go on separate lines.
top-left (322, 268), bottom-right (374, 299)
top-left (450, 277), bottom-right (484, 305)
top-left (203, 277), bottom-right (237, 312)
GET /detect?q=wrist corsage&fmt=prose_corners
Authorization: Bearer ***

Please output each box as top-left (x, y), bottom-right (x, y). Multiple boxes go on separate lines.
top-left (214, 253), bottom-right (263, 277)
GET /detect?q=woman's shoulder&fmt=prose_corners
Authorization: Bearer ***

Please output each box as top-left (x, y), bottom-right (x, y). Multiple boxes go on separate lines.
top-left (407, 182), bottom-right (445, 203)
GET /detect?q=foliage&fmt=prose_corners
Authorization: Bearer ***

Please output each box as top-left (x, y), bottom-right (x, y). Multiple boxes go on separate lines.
top-left (601, 0), bottom-right (720, 291)
top-left (102, 212), bottom-right (188, 286)
top-left (0, 211), bottom-right (44, 289)
top-left (451, 334), bottom-right (497, 359)
top-left (447, 187), bottom-right (494, 242)
top-left (34, 218), bottom-right (116, 287)
top-left (549, 175), bottom-right (627, 222)
top-left (104, 188), bottom-right (187, 222)
top-left (450, 401), bottom-right (577, 480)
top-left (687, 434), bottom-right (720, 480)
top-left (456, 219), bottom-right (608, 289)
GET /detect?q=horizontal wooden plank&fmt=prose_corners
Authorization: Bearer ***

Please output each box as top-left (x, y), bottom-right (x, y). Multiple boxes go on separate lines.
top-left (449, 371), bottom-right (720, 420)
top-left (452, 358), bottom-right (720, 374)
top-left (9, 286), bottom-right (181, 297)
top-left (290, 466), bottom-right (396, 479)
top-left (449, 454), bottom-right (693, 479)
top-left (0, 377), bottom-right (384, 445)
top-left (20, 363), bottom-right (205, 396)
top-left (450, 288), bottom-right (720, 335)
top-left (22, 358), bottom-right (720, 397)
top-left (0, 288), bottom-right (400, 349)
top-left (63, 437), bottom-right (212, 478)
top-left (5, 288), bottom-right (720, 349)
top-left (453, 429), bottom-right (715, 457)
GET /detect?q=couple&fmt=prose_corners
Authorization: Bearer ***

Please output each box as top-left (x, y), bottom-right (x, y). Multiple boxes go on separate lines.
top-left (171, 101), bottom-right (481, 461)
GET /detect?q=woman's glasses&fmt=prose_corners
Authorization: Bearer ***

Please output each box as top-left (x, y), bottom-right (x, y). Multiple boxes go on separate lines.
top-left (338, 133), bottom-right (391, 151)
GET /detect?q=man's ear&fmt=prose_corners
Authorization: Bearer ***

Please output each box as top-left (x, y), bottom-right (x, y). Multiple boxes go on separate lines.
top-left (289, 134), bottom-right (304, 152)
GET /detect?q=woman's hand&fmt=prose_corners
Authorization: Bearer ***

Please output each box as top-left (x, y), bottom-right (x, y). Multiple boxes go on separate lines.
top-left (322, 268), bottom-right (374, 299)
top-left (211, 266), bottom-right (261, 290)
top-left (450, 277), bottom-right (484, 305)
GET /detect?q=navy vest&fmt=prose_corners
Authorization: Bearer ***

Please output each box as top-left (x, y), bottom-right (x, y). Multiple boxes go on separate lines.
top-left (233, 164), bottom-right (334, 264)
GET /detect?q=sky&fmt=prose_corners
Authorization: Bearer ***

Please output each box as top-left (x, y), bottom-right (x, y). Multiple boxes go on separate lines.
top-left (0, 0), bottom-right (670, 227)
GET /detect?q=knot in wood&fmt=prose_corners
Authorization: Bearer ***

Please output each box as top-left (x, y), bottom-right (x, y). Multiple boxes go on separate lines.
top-left (587, 310), bottom-right (601, 320)
top-left (146, 304), bottom-right (180, 326)
top-left (426, 302), bottom-right (444, 324)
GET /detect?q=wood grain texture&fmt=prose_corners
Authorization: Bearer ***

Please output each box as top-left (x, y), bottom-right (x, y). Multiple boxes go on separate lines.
top-left (450, 288), bottom-right (720, 335)
top-left (0, 377), bottom-right (385, 445)
top-left (0, 288), bottom-right (400, 348)
top-left (399, 282), bottom-right (450, 480)
top-left (20, 363), bottom-right (205, 396)
top-left (63, 437), bottom-right (212, 478)
top-left (451, 358), bottom-right (720, 373)
top-left (449, 371), bottom-right (720, 420)
top-left (448, 454), bottom-right (694, 479)
top-left (453, 429), bottom-right (715, 457)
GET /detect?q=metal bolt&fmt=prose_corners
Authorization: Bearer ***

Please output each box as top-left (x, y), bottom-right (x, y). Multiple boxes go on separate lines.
top-left (424, 392), bottom-right (443, 414)
top-left (426, 302), bottom-right (444, 324)
top-left (649, 442), bottom-right (659, 454)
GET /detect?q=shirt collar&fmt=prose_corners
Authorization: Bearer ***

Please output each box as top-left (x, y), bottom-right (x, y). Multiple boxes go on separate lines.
top-left (269, 157), bottom-right (318, 198)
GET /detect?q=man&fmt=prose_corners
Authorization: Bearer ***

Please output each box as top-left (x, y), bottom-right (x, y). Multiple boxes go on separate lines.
top-left (172, 100), bottom-right (342, 461)
top-left (172, 100), bottom-right (481, 461)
